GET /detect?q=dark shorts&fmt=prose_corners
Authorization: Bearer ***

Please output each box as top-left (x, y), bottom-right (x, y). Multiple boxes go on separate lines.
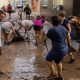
top-left (34, 25), bottom-right (42, 31)
top-left (7, 11), bottom-right (12, 14)
top-left (46, 46), bottom-right (68, 64)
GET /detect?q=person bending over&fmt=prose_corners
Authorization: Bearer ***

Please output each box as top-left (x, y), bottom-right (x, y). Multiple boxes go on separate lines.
top-left (18, 20), bottom-right (34, 41)
top-left (1, 21), bottom-right (16, 45)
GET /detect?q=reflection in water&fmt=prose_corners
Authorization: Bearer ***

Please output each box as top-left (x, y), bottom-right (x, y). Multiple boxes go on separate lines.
top-left (0, 31), bottom-right (49, 80)
top-left (14, 57), bottom-right (35, 71)
top-left (13, 55), bottom-right (36, 79)
top-left (1, 23), bottom-right (80, 80)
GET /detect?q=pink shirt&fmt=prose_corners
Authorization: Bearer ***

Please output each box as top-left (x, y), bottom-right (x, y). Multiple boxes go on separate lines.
top-left (34, 19), bottom-right (42, 27)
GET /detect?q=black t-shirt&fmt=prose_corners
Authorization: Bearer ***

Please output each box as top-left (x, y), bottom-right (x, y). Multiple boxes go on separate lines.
top-left (24, 7), bottom-right (31, 14)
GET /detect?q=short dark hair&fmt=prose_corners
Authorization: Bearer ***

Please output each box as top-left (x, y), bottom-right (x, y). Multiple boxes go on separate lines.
top-left (51, 16), bottom-right (60, 26)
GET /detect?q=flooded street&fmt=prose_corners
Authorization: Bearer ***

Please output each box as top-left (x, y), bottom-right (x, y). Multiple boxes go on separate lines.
top-left (0, 12), bottom-right (80, 80)
top-left (0, 30), bottom-right (80, 80)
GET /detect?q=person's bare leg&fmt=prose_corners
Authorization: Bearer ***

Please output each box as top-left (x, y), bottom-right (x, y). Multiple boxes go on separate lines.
top-left (9, 13), bottom-right (11, 19)
top-left (68, 52), bottom-right (75, 63)
top-left (34, 30), bottom-right (37, 37)
top-left (24, 26), bottom-right (31, 42)
top-left (3, 34), bottom-right (6, 43)
top-left (56, 63), bottom-right (64, 80)
top-left (25, 29), bottom-right (27, 36)
top-left (7, 31), bottom-right (13, 43)
top-left (56, 63), bottom-right (62, 77)
top-left (69, 52), bottom-right (75, 59)
top-left (21, 26), bottom-right (28, 38)
top-left (38, 31), bottom-right (40, 43)
top-left (25, 31), bottom-right (30, 42)
top-left (35, 31), bottom-right (38, 42)
top-left (39, 30), bottom-right (43, 44)
top-left (3, 33), bottom-right (8, 44)
top-left (36, 31), bottom-right (39, 43)
top-left (37, 31), bottom-right (42, 44)
top-left (46, 61), bottom-right (56, 75)
top-left (68, 33), bottom-right (75, 63)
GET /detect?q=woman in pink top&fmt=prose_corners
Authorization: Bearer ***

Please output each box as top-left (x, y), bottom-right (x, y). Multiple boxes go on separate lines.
top-left (34, 15), bottom-right (43, 45)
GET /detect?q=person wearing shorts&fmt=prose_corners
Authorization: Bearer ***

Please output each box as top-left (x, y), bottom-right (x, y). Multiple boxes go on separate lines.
top-left (46, 16), bottom-right (69, 80)
top-left (34, 15), bottom-right (43, 45)
top-left (58, 11), bottom-right (75, 63)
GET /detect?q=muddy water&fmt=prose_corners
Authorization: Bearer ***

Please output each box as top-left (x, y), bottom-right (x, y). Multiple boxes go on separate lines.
top-left (0, 41), bottom-right (49, 80)
top-left (0, 31), bottom-right (80, 80)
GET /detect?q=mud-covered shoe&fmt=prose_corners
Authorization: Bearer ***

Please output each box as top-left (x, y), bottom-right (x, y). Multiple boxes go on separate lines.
top-left (56, 76), bottom-right (64, 80)
top-left (47, 74), bottom-right (57, 80)
top-left (68, 58), bottom-right (75, 63)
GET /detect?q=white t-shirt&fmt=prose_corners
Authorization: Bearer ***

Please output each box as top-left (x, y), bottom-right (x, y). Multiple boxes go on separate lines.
top-left (21, 20), bottom-right (34, 27)
top-left (1, 22), bottom-right (14, 31)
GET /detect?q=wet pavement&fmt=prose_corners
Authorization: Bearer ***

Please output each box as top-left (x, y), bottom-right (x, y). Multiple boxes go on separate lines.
top-left (1, 30), bottom-right (80, 80)
top-left (0, 12), bottom-right (80, 80)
